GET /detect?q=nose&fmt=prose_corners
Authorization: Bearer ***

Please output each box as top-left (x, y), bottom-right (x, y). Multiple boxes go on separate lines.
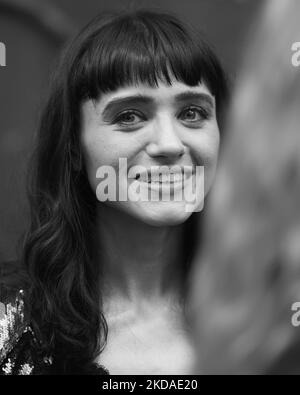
top-left (146, 114), bottom-right (185, 159)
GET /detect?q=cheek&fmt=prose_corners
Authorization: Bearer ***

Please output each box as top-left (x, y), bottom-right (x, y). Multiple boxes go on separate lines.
top-left (189, 126), bottom-right (220, 195)
top-left (81, 134), bottom-right (118, 191)
top-left (81, 131), bottom-right (146, 191)
top-left (190, 126), bottom-right (220, 168)
top-left (83, 136), bottom-right (120, 167)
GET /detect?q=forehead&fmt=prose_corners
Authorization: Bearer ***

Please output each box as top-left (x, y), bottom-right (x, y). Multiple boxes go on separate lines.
top-left (97, 79), bottom-right (215, 108)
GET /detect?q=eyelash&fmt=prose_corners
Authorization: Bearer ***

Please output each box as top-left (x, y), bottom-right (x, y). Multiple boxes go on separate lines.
top-left (114, 110), bottom-right (146, 126)
top-left (113, 106), bottom-right (210, 127)
top-left (179, 106), bottom-right (210, 122)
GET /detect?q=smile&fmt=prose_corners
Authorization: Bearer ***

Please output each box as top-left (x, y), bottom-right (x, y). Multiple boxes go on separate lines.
top-left (132, 167), bottom-right (194, 185)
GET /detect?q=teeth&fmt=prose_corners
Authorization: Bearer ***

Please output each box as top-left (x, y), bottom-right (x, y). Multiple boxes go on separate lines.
top-left (144, 172), bottom-right (185, 183)
top-left (132, 168), bottom-right (193, 183)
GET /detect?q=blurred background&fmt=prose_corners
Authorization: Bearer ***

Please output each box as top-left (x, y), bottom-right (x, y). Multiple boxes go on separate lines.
top-left (0, 0), bottom-right (263, 261)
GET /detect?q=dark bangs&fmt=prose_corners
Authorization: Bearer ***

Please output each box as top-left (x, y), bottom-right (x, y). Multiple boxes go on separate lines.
top-left (69, 10), bottom-right (228, 117)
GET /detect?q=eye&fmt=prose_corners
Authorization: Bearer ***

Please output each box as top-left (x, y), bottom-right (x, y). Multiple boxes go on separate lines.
top-left (114, 110), bottom-right (146, 126)
top-left (178, 106), bottom-right (210, 123)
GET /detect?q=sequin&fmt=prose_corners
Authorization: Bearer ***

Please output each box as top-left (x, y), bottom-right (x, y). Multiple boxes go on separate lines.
top-left (2, 358), bottom-right (13, 374)
top-left (0, 289), bottom-right (25, 363)
top-left (43, 356), bottom-right (53, 366)
top-left (18, 363), bottom-right (34, 375)
top-left (0, 287), bottom-right (110, 375)
top-left (0, 288), bottom-right (48, 375)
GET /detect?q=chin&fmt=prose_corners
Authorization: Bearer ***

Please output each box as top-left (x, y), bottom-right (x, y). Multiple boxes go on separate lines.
top-left (128, 201), bottom-right (195, 227)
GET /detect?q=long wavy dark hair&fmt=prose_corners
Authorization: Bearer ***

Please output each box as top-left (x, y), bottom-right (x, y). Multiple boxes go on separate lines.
top-left (21, 9), bottom-right (228, 374)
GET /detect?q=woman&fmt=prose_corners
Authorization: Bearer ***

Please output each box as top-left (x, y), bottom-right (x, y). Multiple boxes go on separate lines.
top-left (188, 0), bottom-right (300, 375)
top-left (0, 9), bottom-right (228, 375)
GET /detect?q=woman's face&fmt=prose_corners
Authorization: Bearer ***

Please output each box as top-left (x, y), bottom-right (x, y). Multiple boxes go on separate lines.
top-left (80, 78), bottom-right (220, 226)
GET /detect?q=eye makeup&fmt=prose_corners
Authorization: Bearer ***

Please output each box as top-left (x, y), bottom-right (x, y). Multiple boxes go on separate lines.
top-left (113, 110), bottom-right (148, 128)
top-left (100, 90), bottom-right (215, 130)
top-left (178, 105), bottom-right (212, 122)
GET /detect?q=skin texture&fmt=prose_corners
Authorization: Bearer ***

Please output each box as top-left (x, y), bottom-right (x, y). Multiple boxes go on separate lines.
top-left (80, 78), bottom-right (220, 374)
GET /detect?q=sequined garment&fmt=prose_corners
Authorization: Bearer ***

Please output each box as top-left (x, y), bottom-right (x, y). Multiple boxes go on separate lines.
top-left (0, 286), bottom-right (48, 375)
top-left (0, 261), bottom-right (109, 375)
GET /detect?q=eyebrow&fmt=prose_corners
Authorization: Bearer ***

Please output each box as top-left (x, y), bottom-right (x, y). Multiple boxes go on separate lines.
top-left (101, 91), bottom-right (215, 118)
top-left (173, 92), bottom-right (214, 107)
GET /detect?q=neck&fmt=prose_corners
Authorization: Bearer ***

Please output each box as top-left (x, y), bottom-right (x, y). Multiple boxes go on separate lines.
top-left (96, 204), bottom-right (186, 309)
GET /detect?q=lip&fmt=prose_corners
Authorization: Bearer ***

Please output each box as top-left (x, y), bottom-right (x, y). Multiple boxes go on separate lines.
top-left (133, 173), bottom-right (194, 193)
